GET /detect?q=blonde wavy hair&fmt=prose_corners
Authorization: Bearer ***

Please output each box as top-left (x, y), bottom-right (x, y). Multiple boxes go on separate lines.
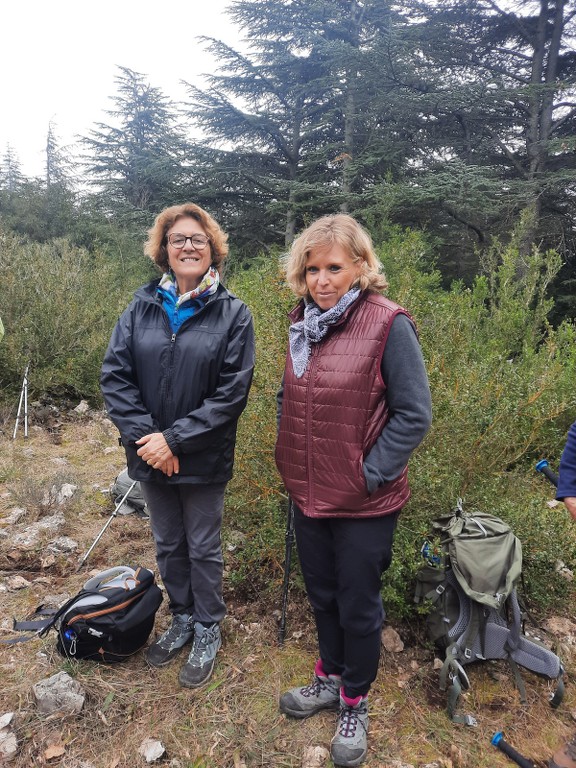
top-left (283, 214), bottom-right (388, 299)
top-left (144, 203), bottom-right (229, 275)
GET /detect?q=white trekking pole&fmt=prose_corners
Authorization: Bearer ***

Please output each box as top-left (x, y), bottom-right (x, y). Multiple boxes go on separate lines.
top-left (76, 480), bottom-right (138, 570)
top-left (12, 363), bottom-right (30, 440)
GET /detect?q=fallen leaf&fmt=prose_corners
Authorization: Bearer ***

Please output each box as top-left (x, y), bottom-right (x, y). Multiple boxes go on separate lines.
top-left (45, 743), bottom-right (65, 760)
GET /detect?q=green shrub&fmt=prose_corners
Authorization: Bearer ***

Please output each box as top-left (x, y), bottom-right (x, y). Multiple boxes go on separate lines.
top-left (227, 230), bottom-right (576, 617)
top-left (3, 219), bottom-right (576, 619)
top-left (0, 227), bottom-right (150, 404)
top-left (224, 255), bottom-right (296, 597)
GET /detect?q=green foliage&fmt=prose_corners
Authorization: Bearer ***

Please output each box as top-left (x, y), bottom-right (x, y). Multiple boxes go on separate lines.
top-left (2, 218), bottom-right (576, 620)
top-left (379, 231), bottom-right (576, 617)
top-left (0, 227), bottom-right (145, 404)
top-left (223, 255), bottom-right (296, 595)
top-left (222, 229), bottom-right (576, 619)
top-left (81, 67), bottom-right (192, 221)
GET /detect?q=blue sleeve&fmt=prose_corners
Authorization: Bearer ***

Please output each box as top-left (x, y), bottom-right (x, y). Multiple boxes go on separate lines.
top-left (556, 421), bottom-right (576, 500)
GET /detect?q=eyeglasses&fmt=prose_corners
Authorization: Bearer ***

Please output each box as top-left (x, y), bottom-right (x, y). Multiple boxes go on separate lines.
top-left (167, 233), bottom-right (210, 249)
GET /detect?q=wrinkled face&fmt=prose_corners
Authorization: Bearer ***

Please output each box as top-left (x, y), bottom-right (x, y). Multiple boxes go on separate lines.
top-left (166, 216), bottom-right (212, 292)
top-left (305, 243), bottom-right (361, 310)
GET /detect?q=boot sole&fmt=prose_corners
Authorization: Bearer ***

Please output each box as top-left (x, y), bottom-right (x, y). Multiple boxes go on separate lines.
top-left (330, 745), bottom-right (367, 768)
top-left (279, 700), bottom-right (340, 719)
top-left (179, 656), bottom-right (217, 688)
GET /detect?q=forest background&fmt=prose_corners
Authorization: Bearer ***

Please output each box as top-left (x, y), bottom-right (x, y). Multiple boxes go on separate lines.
top-left (1, 0), bottom-right (576, 621)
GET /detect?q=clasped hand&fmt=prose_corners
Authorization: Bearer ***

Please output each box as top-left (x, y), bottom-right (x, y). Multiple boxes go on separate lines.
top-left (136, 433), bottom-right (180, 477)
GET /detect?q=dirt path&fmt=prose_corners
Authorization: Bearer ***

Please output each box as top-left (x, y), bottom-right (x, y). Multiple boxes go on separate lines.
top-left (1, 412), bottom-right (574, 767)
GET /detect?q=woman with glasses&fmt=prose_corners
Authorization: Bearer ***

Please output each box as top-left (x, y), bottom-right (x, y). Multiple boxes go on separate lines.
top-left (101, 203), bottom-right (255, 689)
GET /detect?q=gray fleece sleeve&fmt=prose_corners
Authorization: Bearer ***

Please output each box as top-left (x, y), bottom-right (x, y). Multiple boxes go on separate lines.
top-left (362, 313), bottom-right (432, 494)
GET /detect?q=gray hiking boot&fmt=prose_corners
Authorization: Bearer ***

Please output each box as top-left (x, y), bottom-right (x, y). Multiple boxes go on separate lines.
top-left (178, 621), bottom-right (221, 688)
top-left (146, 614), bottom-right (194, 667)
top-left (279, 661), bottom-right (341, 719)
top-left (330, 693), bottom-right (369, 768)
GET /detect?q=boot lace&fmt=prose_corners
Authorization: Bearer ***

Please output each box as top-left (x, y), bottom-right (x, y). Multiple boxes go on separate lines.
top-left (158, 618), bottom-right (190, 649)
top-left (302, 676), bottom-right (331, 699)
top-left (189, 624), bottom-right (219, 664)
top-left (337, 702), bottom-right (368, 739)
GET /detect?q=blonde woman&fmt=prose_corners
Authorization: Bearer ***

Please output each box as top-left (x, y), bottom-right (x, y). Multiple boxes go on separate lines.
top-left (276, 214), bottom-right (431, 767)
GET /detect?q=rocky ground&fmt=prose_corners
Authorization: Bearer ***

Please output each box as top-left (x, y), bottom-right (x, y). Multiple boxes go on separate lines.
top-left (1, 403), bottom-right (576, 768)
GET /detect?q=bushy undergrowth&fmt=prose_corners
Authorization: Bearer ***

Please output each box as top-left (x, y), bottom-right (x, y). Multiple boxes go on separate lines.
top-left (227, 232), bottom-right (576, 618)
top-left (3, 222), bottom-right (576, 619)
top-left (0, 226), bottom-right (153, 404)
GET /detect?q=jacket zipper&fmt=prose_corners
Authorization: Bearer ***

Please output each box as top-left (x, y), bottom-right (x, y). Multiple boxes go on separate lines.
top-left (157, 291), bottom-right (219, 428)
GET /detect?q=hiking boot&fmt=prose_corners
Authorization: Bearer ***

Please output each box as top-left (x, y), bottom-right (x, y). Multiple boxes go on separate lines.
top-left (279, 659), bottom-right (341, 719)
top-left (550, 733), bottom-right (576, 768)
top-left (146, 613), bottom-right (194, 667)
top-left (178, 622), bottom-right (221, 688)
top-left (330, 691), bottom-right (369, 768)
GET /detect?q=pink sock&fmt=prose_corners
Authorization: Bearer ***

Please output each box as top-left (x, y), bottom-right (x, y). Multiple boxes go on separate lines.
top-left (340, 688), bottom-right (366, 707)
top-left (315, 659), bottom-right (341, 679)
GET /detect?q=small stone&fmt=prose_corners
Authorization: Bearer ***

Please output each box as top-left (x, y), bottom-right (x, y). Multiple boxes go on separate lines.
top-left (382, 625), bottom-right (404, 652)
top-left (6, 575), bottom-right (31, 590)
top-left (301, 745), bottom-right (330, 767)
top-left (138, 738), bottom-right (166, 763)
top-left (33, 671), bottom-right (85, 715)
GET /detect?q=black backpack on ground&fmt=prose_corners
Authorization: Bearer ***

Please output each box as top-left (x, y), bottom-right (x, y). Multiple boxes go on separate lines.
top-left (414, 500), bottom-right (564, 725)
top-left (39, 565), bottom-right (162, 662)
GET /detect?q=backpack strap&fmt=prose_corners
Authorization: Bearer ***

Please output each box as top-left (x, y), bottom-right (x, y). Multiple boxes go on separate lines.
top-left (0, 607), bottom-right (57, 645)
top-left (550, 676), bottom-right (565, 708)
top-left (440, 649), bottom-right (477, 726)
top-left (459, 601), bottom-right (486, 661)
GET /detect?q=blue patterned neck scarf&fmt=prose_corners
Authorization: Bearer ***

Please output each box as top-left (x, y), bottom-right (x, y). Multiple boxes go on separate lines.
top-left (159, 266), bottom-right (220, 307)
top-left (157, 267), bottom-right (220, 332)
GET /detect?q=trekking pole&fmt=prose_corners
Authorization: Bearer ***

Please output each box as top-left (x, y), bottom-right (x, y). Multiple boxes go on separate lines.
top-left (76, 480), bottom-right (137, 570)
top-left (12, 363), bottom-right (30, 440)
top-left (535, 459), bottom-right (558, 487)
top-left (491, 732), bottom-right (535, 768)
top-left (278, 498), bottom-right (295, 646)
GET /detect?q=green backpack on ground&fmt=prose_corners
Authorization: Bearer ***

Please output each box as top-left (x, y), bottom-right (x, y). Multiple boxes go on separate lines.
top-left (414, 500), bottom-right (564, 725)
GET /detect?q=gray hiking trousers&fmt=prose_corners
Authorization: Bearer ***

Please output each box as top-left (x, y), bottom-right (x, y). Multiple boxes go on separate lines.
top-left (140, 481), bottom-right (227, 623)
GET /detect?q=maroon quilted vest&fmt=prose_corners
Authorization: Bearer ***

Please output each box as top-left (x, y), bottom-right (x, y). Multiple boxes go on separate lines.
top-left (275, 291), bottom-right (411, 518)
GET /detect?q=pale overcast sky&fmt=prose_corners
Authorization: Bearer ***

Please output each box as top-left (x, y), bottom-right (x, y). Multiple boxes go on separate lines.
top-left (1, 0), bottom-right (238, 177)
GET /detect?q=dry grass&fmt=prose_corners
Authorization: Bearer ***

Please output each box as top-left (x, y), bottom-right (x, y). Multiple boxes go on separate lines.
top-left (1, 410), bottom-right (576, 768)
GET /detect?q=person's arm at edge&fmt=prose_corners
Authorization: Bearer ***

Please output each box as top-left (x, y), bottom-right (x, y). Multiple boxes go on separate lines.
top-left (556, 420), bottom-right (576, 520)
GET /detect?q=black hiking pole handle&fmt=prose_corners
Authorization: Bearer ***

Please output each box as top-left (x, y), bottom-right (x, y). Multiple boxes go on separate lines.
top-left (535, 459), bottom-right (558, 488)
top-left (491, 732), bottom-right (535, 768)
top-left (278, 498), bottom-right (295, 646)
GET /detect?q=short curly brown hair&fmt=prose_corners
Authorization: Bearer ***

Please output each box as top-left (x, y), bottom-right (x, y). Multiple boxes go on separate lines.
top-left (144, 203), bottom-right (229, 275)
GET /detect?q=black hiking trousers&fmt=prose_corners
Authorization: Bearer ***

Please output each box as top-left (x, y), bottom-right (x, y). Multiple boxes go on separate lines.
top-left (293, 503), bottom-right (400, 698)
